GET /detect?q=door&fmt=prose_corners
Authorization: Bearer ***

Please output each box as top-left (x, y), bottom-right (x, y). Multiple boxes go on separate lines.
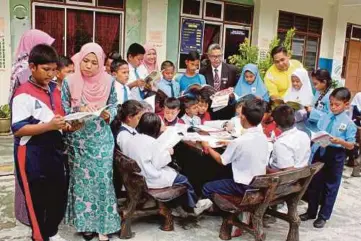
top-left (223, 25), bottom-right (250, 63)
top-left (345, 40), bottom-right (361, 96)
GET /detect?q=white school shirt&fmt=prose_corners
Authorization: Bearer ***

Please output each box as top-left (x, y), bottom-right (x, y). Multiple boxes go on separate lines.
top-left (116, 123), bottom-right (137, 151)
top-left (270, 127), bottom-right (310, 170)
top-left (122, 133), bottom-right (178, 188)
top-left (230, 116), bottom-right (263, 136)
top-left (181, 114), bottom-right (201, 126)
top-left (114, 80), bottom-right (133, 104)
top-left (128, 64), bottom-right (148, 86)
top-left (221, 127), bottom-right (268, 185)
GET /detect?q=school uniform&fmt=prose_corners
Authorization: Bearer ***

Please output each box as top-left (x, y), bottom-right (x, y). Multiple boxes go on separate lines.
top-left (307, 111), bottom-right (357, 221)
top-left (159, 114), bottom-right (184, 126)
top-left (122, 133), bottom-right (197, 207)
top-left (131, 86), bottom-right (149, 101)
top-left (175, 73), bottom-right (206, 93)
top-left (114, 79), bottom-right (133, 104)
top-left (270, 127), bottom-right (310, 170)
top-left (11, 80), bottom-right (67, 241)
top-left (157, 78), bottom-right (181, 98)
top-left (181, 114), bottom-right (201, 126)
top-left (202, 127), bottom-right (268, 198)
top-left (199, 112), bottom-right (211, 124)
top-left (128, 64), bottom-right (148, 86)
top-left (116, 123), bottom-right (137, 151)
top-left (306, 89), bottom-right (332, 132)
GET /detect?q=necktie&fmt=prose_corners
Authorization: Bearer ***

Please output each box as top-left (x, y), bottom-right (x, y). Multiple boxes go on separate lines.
top-left (169, 82), bottom-right (175, 97)
top-left (134, 68), bottom-right (140, 79)
top-left (214, 68), bottom-right (221, 91)
top-left (320, 115), bottom-right (336, 156)
top-left (123, 85), bottom-right (128, 102)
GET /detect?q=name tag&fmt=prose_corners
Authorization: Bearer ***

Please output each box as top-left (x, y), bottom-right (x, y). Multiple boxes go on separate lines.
top-left (338, 123), bottom-right (347, 132)
top-left (318, 102), bottom-right (324, 110)
top-left (251, 87), bottom-right (256, 93)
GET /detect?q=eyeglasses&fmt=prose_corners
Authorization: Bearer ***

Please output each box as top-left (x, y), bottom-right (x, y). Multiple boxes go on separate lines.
top-left (208, 55), bottom-right (223, 60)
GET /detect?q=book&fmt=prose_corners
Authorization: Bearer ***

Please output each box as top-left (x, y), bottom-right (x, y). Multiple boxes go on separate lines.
top-left (64, 104), bottom-right (112, 121)
top-left (144, 71), bottom-right (161, 90)
top-left (210, 87), bottom-right (234, 110)
top-left (203, 120), bottom-right (228, 130)
top-left (311, 131), bottom-right (332, 147)
top-left (156, 126), bottom-right (183, 151)
top-left (271, 98), bottom-right (304, 111)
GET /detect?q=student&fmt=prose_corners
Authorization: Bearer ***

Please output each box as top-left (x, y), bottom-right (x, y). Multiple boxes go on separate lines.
top-left (305, 69), bottom-right (333, 132)
top-left (198, 99), bottom-right (268, 210)
top-left (127, 43), bottom-right (147, 89)
top-left (181, 97), bottom-right (201, 126)
top-left (159, 98), bottom-right (182, 126)
top-left (351, 92), bottom-right (361, 127)
top-left (12, 44), bottom-right (79, 241)
top-left (122, 113), bottom-right (200, 212)
top-left (111, 59), bottom-right (133, 104)
top-left (176, 51), bottom-right (206, 93)
top-left (197, 90), bottom-right (211, 124)
top-left (105, 51), bottom-right (122, 74)
top-left (157, 61), bottom-right (180, 98)
top-left (234, 63), bottom-right (269, 102)
top-left (115, 100), bottom-right (144, 150)
top-left (267, 105), bottom-right (310, 173)
top-left (300, 87), bottom-right (357, 228)
top-left (56, 55), bottom-right (74, 90)
top-left (284, 68), bottom-right (314, 106)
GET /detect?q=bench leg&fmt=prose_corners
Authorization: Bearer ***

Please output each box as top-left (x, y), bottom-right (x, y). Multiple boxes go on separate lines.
top-left (219, 214), bottom-right (233, 240)
top-left (159, 202), bottom-right (174, 231)
top-left (286, 199), bottom-right (300, 241)
top-left (252, 207), bottom-right (267, 241)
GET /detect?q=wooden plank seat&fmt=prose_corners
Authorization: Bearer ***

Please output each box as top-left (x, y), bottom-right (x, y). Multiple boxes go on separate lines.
top-left (212, 162), bottom-right (324, 241)
top-left (113, 148), bottom-right (187, 239)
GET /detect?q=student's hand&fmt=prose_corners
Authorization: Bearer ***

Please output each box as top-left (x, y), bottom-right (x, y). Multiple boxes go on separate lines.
top-left (330, 137), bottom-right (343, 145)
top-left (49, 115), bottom-right (66, 130)
top-left (80, 105), bottom-right (98, 112)
top-left (160, 124), bottom-right (167, 133)
top-left (305, 106), bottom-right (312, 113)
top-left (224, 121), bottom-right (234, 132)
top-left (217, 141), bottom-right (230, 146)
top-left (201, 141), bottom-right (210, 148)
top-left (136, 79), bottom-right (145, 88)
top-left (168, 148), bottom-right (174, 155)
top-left (100, 110), bottom-right (110, 122)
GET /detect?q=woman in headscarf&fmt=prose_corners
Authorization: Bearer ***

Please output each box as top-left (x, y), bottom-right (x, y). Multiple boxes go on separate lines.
top-left (141, 43), bottom-right (158, 74)
top-left (10, 29), bottom-right (55, 226)
top-left (234, 63), bottom-right (269, 102)
top-left (284, 68), bottom-right (314, 106)
top-left (62, 43), bottom-right (120, 241)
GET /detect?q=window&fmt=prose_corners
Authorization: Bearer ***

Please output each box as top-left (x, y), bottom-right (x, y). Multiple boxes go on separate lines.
top-left (97, 0), bottom-right (124, 9)
top-left (179, 0), bottom-right (253, 70)
top-left (66, 0), bottom-right (94, 6)
top-left (278, 11), bottom-right (323, 70)
top-left (33, 2), bottom-right (124, 57)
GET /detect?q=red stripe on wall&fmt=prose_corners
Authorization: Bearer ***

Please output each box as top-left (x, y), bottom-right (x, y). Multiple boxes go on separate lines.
top-left (17, 146), bottom-right (44, 241)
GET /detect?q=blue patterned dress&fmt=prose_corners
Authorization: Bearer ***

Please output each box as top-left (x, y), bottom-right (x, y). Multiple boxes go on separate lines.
top-left (61, 79), bottom-right (120, 234)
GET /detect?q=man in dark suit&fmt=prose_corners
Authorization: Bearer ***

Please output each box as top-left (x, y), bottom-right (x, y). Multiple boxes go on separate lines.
top-left (199, 44), bottom-right (240, 120)
top-left (199, 43), bottom-right (240, 91)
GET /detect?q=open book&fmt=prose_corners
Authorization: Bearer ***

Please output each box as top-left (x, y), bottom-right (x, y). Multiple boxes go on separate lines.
top-left (144, 70), bottom-right (161, 90)
top-left (156, 126), bottom-right (183, 151)
top-left (64, 104), bottom-right (112, 121)
top-left (311, 131), bottom-right (332, 147)
top-left (272, 98), bottom-right (304, 111)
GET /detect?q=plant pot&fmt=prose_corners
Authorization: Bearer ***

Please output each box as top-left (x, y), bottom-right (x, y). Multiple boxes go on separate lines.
top-left (0, 118), bottom-right (11, 134)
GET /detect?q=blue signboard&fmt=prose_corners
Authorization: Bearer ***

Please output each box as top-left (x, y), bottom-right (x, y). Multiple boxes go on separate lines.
top-left (180, 18), bottom-right (204, 54)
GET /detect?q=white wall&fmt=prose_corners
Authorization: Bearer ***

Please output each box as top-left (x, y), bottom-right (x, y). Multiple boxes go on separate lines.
top-left (0, 0), bottom-right (11, 105)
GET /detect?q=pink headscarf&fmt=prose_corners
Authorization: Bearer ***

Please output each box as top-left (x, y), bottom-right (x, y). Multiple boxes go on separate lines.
top-left (15, 29), bottom-right (55, 57)
top-left (67, 43), bottom-right (113, 108)
top-left (142, 43), bottom-right (159, 73)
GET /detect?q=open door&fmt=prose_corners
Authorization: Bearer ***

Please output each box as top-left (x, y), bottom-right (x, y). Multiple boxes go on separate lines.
top-left (223, 25), bottom-right (250, 63)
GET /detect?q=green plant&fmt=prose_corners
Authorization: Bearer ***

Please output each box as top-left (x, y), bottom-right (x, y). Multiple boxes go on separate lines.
top-left (0, 104), bottom-right (11, 119)
top-left (228, 28), bottom-right (296, 79)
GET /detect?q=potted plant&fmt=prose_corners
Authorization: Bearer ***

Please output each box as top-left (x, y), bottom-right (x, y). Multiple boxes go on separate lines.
top-left (0, 104), bottom-right (11, 134)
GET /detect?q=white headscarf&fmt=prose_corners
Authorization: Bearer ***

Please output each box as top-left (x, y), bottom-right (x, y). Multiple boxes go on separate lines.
top-left (284, 68), bottom-right (314, 106)
top-left (351, 92), bottom-right (361, 112)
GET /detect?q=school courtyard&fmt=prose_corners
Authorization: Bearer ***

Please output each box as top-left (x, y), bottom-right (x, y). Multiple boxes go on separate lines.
top-left (0, 136), bottom-right (360, 241)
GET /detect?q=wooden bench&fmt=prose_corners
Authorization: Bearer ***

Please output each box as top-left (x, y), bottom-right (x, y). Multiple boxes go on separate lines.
top-left (212, 162), bottom-right (324, 241)
top-left (113, 148), bottom-right (187, 239)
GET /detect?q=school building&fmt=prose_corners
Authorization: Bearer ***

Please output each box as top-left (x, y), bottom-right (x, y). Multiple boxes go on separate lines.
top-left (1, 0), bottom-right (361, 104)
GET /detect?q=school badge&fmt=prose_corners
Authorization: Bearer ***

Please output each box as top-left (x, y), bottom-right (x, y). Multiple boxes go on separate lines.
top-left (338, 123), bottom-right (347, 132)
top-left (35, 100), bottom-right (42, 109)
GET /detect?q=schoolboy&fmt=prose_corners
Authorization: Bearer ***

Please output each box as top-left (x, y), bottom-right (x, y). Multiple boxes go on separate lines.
top-left (300, 87), bottom-right (357, 228)
top-left (267, 105), bottom-right (310, 173)
top-left (159, 98), bottom-right (183, 126)
top-left (157, 61), bottom-right (180, 98)
top-left (111, 59), bottom-right (133, 104)
top-left (196, 99), bottom-right (268, 213)
top-left (197, 90), bottom-right (211, 124)
top-left (56, 55), bottom-right (74, 89)
top-left (12, 44), bottom-right (79, 241)
top-left (127, 43), bottom-right (147, 89)
top-left (181, 97), bottom-right (201, 126)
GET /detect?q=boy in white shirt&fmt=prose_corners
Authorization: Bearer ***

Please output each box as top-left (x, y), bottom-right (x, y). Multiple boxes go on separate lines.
top-left (198, 99), bottom-right (268, 212)
top-left (268, 105), bottom-right (311, 173)
top-left (181, 97), bottom-right (201, 126)
top-left (111, 59), bottom-right (133, 104)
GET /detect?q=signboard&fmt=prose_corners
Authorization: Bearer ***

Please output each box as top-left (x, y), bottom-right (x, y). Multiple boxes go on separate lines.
top-left (180, 18), bottom-right (204, 54)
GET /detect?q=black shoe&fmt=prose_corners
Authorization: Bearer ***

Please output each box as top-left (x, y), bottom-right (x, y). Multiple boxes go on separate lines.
top-left (82, 232), bottom-right (96, 241)
top-left (299, 213), bottom-right (316, 221)
top-left (313, 218), bottom-right (326, 228)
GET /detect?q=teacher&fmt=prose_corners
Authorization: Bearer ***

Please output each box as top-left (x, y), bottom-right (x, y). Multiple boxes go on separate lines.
top-left (264, 46), bottom-right (303, 99)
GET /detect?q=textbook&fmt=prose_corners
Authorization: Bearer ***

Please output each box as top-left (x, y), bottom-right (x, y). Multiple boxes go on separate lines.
top-left (64, 104), bottom-right (112, 121)
top-left (271, 98), bottom-right (304, 111)
top-left (144, 70), bottom-right (161, 90)
top-left (156, 126), bottom-right (183, 151)
top-left (311, 131), bottom-right (332, 147)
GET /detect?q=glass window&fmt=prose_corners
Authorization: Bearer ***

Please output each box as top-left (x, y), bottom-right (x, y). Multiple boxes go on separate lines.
top-left (224, 26), bottom-right (250, 62)
top-left (204, 1), bottom-right (223, 20)
top-left (224, 4), bottom-right (252, 25)
top-left (352, 26), bottom-right (361, 40)
top-left (182, 0), bottom-right (202, 17)
top-left (203, 23), bottom-right (221, 53)
top-left (305, 36), bottom-right (318, 70)
top-left (292, 35), bottom-right (305, 64)
top-left (97, 0), bottom-right (124, 9)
